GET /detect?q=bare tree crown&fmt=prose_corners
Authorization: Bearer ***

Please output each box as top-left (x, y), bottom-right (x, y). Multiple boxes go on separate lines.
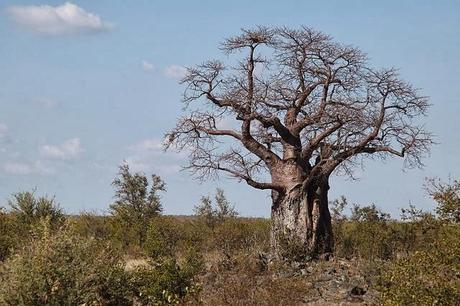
top-left (167, 26), bottom-right (433, 192)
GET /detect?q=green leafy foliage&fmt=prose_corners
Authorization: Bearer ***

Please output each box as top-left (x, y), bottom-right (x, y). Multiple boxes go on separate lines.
top-left (350, 203), bottom-right (390, 222)
top-left (144, 216), bottom-right (183, 260)
top-left (330, 195), bottom-right (348, 222)
top-left (212, 219), bottom-right (253, 256)
top-left (0, 208), bottom-right (15, 261)
top-left (130, 258), bottom-right (201, 305)
top-left (426, 177), bottom-right (460, 223)
top-left (378, 225), bottom-right (460, 305)
top-left (0, 191), bottom-right (64, 262)
top-left (334, 200), bottom-right (442, 260)
top-left (109, 164), bottom-right (166, 247)
top-left (8, 191), bottom-right (64, 230)
top-left (68, 212), bottom-right (111, 240)
top-left (0, 221), bottom-right (132, 306)
top-left (194, 188), bottom-right (238, 227)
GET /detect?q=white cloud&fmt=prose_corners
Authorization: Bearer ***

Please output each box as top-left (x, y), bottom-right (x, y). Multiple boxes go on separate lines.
top-left (3, 161), bottom-right (53, 175)
top-left (7, 2), bottom-right (114, 36)
top-left (124, 157), bottom-right (180, 175)
top-left (163, 65), bottom-right (187, 78)
top-left (40, 138), bottom-right (83, 160)
top-left (124, 138), bottom-right (182, 175)
top-left (128, 139), bottom-right (164, 152)
top-left (142, 60), bottom-right (154, 72)
top-left (35, 98), bottom-right (60, 108)
top-left (3, 162), bottom-right (30, 175)
top-left (0, 123), bottom-right (8, 138)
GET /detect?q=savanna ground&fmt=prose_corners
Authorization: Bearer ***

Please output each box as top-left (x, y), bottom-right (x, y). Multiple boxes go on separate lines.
top-left (0, 169), bottom-right (459, 305)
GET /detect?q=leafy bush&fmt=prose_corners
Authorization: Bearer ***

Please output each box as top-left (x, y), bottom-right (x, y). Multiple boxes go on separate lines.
top-left (194, 188), bottom-right (238, 227)
top-left (0, 191), bottom-right (64, 262)
top-left (109, 164), bottom-right (166, 248)
top-left (0, 208), bottom-right (15, 261)
top-left (0, 221), bottom-right (132, 306)
top-left (212, 219), bottom-right (256, 256)
top-left (378, 224), bottom-right (460, 305)
top-left (350, 203), bottom-right (390, 222)
top-left (144, 216), bottom-right (183, 260)
top-left (68, 212), bottom-right (111, 240)
top-left (337, 221), bottom-right (414, 260)
top-left (130, 258), bottom-right (201, 305)
top-left (8, 191), bottom-right (64, 231)
top-left (180, 245), bottom-right (205, 278)
top-left (179, 219), bottom-right (211, 251)
top-left (333, 203), bottom-right (394, 260)
top-left (330, 195), bottom-right (348, 222)
top-left (426, 177), bottom-right (460, 223)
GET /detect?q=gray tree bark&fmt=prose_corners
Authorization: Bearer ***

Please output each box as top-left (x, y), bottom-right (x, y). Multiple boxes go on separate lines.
top-left (271, 175), bottom-right (333, 259)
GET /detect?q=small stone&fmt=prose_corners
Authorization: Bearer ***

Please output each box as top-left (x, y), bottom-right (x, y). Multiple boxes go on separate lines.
top-left (317, 274), bottom-right (333, 282)
top-left (349, 286), bottom-right (366, 296)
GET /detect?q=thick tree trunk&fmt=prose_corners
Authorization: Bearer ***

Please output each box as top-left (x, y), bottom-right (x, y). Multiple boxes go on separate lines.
top-left (271, 176), bottom-right (333, 260)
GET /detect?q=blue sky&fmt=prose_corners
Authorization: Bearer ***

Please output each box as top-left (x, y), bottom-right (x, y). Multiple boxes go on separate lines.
top-left (0, 0), bottom-right (459, 217)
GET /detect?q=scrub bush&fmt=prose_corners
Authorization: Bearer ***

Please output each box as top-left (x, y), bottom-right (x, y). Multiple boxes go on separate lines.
top-left (144, 216), bottom-right (183, 260)
top-left (0, 221), bottom-right (132, 306)
top-left (378, 225), bottom-right (460, 305)
top-left (130, 258), bottom-right (202, 305)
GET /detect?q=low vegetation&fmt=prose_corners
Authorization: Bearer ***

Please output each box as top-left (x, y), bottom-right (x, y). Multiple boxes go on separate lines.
top-left (0, 167), bottom-right (459, 305)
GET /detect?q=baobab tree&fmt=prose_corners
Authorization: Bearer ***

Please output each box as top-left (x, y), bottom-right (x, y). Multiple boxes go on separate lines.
top-left (166, 27), bottom-right (433, 258)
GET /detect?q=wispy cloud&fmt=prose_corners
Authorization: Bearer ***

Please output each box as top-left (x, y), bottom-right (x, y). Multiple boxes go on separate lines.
top-left (142, 60), bottom-right (154, 72)
top-left (128, 139), bottom-right (164, 152)
top-left (34, 97), bottom-right (60, 109)
top-left (40, 138), bottom-right (83, 160)
top-left (123, 158), bottom-right (181, 175)
top-left (7, 2), bottom-right (114, 36)
top-left (3, 161), bottom-right (53, 175)
top-left (0, 123), bottom-right (8, 138)
top-left (124, 138), bottom-right (182, 175)
top-left (163, 65), bottom-right (187, 78)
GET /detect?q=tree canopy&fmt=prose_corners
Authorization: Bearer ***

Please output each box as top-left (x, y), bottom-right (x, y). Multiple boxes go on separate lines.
top-left (167, 26), bottom-right (433, 192)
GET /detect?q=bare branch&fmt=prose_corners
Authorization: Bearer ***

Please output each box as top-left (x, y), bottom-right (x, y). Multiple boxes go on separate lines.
top-left (167, 26), bottom-right (433, 191)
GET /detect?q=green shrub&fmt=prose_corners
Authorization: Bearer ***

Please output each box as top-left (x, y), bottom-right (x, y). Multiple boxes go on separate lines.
top-left (212, 219), bottom-right (253, 255)
top-left (378, 224), bottom-right (460, 305)
top-left (179, 219), bottom-right (211, 252)
top-left (426, 177), bottom-right (460, 223)
top-left (180, 246), bottom-right (205, 278)
top-left (194, 188), bottom-right (238, 228)
top-left (330, 195), bottom-right (348, 222)
top-left (109, 164), bottom-right (166, 248)
top-left (333, 202), bottom-right (443, 260)
top-left (334, 221), bottom-right (391, 259)
top-left (1, 191), bottom-right (64, 262)
top-left (68, 212), bottom-right (111, 240)
top-left (0, 221), bottom-right (132, 306)
top-left (130, 258), bottom-right (201, 305)
top-left (144, 216), bottom-right (183, 260)
top-left (0, 208), bottom-right (15, 261)
top-left (350, 203), bottom-right (390, 222)
top-left (8, 191), bottom-right (64, 232)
